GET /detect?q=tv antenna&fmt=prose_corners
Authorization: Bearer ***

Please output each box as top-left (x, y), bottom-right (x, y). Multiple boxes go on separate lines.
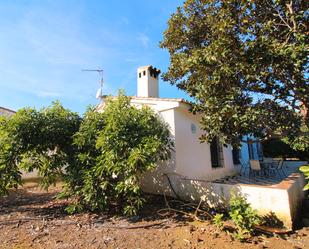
top-left (82, 68), bottom-right (104, 99)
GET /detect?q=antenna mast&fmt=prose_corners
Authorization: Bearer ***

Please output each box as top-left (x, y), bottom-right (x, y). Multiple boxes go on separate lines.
top-left (82, 68), bottom-right (104, 99)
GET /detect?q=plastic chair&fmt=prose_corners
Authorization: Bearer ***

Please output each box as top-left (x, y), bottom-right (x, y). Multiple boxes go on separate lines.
top-left (249, 160), bottom-right (262, 178)
top-left (268, 159), bottom-right (287, 179)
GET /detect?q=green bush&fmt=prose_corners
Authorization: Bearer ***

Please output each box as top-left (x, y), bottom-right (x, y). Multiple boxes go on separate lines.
top-left (213, 213), bottom-right (224, 229)
top-left (0, 116), bottom-right (21, 195)
top-left (66, 92), bottom-right (173, 215)
top-left (228, 193), bottom-right (260, 239)
top-left (58, 106), bottom-right (105, 205)
top-left (0, 94), bottom-right (173, 216)
top-left (0, 102), bottom-right (81, 194)
top-left (299, 165), bottom-right (309, 191)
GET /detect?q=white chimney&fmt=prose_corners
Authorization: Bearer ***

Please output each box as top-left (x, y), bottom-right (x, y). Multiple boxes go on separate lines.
top-left (137, 65), bottom-right (160, 98)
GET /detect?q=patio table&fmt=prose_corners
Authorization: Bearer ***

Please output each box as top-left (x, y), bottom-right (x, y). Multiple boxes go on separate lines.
top-left (260, 162), bottom-right (273, 177)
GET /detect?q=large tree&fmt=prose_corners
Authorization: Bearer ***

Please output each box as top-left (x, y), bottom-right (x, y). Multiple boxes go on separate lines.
top-left (161, 0), bottom-right (308, 148)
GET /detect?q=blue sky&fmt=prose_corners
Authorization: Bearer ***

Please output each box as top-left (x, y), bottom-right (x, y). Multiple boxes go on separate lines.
top-left (0, 0), bottom-right (187, 114)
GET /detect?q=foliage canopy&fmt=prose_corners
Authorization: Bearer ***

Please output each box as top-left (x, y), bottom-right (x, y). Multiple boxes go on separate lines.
top-left (0, 94), bottom-right (173, 216)
top-left (68, 93), bottom-right (173, 215)
top-left (161, 0), bottom-right (308, 148)
top-left (262, 137), bottom-right (309, 160)
top-left (0, 102), bottom-right (81, 195)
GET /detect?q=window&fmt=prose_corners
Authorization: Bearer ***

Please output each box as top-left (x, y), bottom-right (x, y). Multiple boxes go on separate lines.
top-left (232, 147), bottom-right (240, 164)
top-left (143, 70), bottom-right (146, 76)
top-left (139, 72), bottom-right (141, 78)
top-left (210, 137), bottom-right (224, 168)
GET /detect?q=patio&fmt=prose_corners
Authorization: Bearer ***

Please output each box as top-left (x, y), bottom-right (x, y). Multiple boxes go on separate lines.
top-left (209, 160), bottom-right (307, 229)
top-left (142, 160), bottom-right (307, 229)
top-left (213, 160), bottom-right (304, 188)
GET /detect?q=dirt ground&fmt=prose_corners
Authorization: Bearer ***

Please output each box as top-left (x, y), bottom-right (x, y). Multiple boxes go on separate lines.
top-left (0, 182), bottom-right (308, 249)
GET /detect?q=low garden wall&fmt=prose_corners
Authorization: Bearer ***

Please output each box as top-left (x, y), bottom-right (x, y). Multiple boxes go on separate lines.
top-left (141, 161), bottom-right (307, 229)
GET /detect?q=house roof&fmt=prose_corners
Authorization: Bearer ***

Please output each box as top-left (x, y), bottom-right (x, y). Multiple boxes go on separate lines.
top-left (0, 107), bottom-right (16, 117)
top-left (131, 96), bottom-right (191, 105)
top-left (97, 96), bottom-right (192, 112)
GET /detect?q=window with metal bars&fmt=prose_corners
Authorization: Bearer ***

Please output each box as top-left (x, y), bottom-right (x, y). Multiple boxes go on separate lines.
top-left (232, 147), bottom-right (241, 164)
top-left (210, 137), bottom-right (224, 168)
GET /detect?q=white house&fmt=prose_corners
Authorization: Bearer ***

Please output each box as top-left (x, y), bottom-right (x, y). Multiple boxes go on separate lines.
top-left (98, 65), bottom-right (243, 191)
top-left (97, 66), bottom-right (308, 230)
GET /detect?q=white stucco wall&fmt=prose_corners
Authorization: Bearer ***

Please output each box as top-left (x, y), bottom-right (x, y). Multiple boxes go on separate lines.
top-left (137, 66), bottom-right (159, 98)
top-left (173, 108), bottom-right (237, 181)
top-left (131, 98), bottom-right (238, 181)
top-left (142, 170), bottom-right (306, 229)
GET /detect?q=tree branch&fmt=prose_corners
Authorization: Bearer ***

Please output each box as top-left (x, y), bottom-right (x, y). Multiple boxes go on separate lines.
top-left (286, 1), bottom-right (297, 32)
top-left (273, 7), bottom-right (292, 31)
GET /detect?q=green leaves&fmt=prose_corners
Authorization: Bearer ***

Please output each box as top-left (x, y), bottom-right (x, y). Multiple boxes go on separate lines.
top-left (161, 0), bottom-right (308, 147)
top-left (299, 165), bottom-right (309, 191)
top-left (228, 193), bottom-right (260, 239)
top-left (0, 95), bottom-right (172, 215)
top-left (0, 102), bottom-right (81, 195)
top-left (213, 213), bottom-right (224, 229)
top-left (212, 193), bottom-right (260, 240)
top-left (70, 92), bottom-right (173, 215)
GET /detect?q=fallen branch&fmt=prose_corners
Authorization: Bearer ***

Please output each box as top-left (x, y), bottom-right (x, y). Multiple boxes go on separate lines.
top-left (158, 197), bottom-right (213, 220)
top-left (254, 225), bottom-right (292, 235)
top-left (0, 217), bottom-right (47, 226)
top-left (32, 232), bottom-right (49, 242)
top-left (0, 217), bottom-right (169, 230)
top-left (93, 220), bottom-right (169, 229)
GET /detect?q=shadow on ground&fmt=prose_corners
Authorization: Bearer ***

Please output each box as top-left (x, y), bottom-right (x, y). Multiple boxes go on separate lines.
top-left (0, 182), bottom-right (198, 226)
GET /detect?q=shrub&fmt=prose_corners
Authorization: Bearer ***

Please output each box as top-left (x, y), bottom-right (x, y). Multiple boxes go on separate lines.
top-left (299, 165), bottom-right (309, 191)
top-left (58, 106), bottom-right (105, 204)
top-left (0, 116), bottom-right (21, 195)
top-left (0, 102), bottom-right (81, 194)
top-left (213, 213), bottom-right (224, 229)
top-left (0, 94), bottom-right (173, 216)
top-left (67, 92), bottom-right (173, 215)
top-left (228, 193), bottom-right (260, 239)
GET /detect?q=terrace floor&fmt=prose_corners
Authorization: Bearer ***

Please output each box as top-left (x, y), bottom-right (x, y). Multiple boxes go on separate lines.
top-left (212, 162), bottom-right (304, 189)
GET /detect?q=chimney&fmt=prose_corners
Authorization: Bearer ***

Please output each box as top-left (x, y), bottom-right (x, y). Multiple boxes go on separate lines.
top-left (137, 65), bottom-right (160, 98)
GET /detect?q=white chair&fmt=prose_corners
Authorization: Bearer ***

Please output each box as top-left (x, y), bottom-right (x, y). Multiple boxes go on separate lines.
top-left (249, 160), bottom-right (262, 178)
top-left (268, 159), bottom-right (286, 179)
